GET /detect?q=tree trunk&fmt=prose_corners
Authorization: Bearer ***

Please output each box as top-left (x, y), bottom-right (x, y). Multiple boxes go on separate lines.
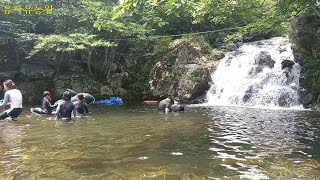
top-left (15, 48), bottom-right (19, 64)
top-left (87, 51), bottom-right (94, 76)
top-left (103, 47), bottom-right (110, 79)
top-left (106, 48), bottom-right (115, 78)
top-left (54, 52), bottom-right (64, 79)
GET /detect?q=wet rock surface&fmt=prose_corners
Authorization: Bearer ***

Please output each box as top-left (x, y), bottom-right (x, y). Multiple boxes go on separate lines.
top-left (291, 15), bottom-right (320, 109)
top-left (149, 39), bottom-right (221, 102)
top-left (254, 51), bottom-right (275, 68)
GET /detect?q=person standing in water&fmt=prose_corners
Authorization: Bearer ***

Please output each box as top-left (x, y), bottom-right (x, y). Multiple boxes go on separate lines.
top-left (73, 93), bottom-right (88, 116)
top-left (158, 97), bottom-right (172, 113)
top-left (56, 91), bottom-right (75, 120)
top-left (0, 80), bottom-right (23, 120)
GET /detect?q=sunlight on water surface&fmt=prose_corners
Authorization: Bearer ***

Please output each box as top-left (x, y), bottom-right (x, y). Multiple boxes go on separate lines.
top-left (0, 105), bottom-right (320, 179)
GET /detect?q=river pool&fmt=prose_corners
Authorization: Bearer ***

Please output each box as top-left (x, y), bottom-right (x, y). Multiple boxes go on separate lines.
top-left (1, 105), bottom-right (320, 179)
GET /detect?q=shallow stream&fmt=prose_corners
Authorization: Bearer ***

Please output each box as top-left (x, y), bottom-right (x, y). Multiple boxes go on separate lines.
top-left (1, 105), bottom-right (320, 179)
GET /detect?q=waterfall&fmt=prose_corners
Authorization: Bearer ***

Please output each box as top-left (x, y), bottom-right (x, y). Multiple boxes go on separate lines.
top-left (206, 37), bottom-right (302, 109)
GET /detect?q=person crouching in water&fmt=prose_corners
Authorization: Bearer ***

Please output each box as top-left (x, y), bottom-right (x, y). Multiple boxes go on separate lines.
top-left (56, 91), bottom-right (75, 120)
top-left (158, 97), bottom-right (172, 113)
top-left (0, 80), bottom-right (23, 120)
top-left (73, 93), bottom-right (88, 116)
top-left (171, 98), bottom-right (185, 112)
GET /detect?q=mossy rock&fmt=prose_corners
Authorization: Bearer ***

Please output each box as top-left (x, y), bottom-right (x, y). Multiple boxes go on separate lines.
top-left (20, 63), bottom-right (55, 80)
top-left (53, 74), bottom-right (100, 99)
top-left (18, 81), bottom-right (53, 104)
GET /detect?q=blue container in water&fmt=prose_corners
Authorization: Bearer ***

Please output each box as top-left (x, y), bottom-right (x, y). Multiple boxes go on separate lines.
top-left (95, 97), bottom-right (123, 106)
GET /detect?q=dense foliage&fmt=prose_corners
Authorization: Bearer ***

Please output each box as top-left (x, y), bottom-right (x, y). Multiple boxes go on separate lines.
top-left (0, 0), bottom-right (319, 98)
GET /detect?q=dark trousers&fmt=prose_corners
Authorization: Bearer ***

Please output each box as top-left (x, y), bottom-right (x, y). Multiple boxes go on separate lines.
top-left (0, 108), bottom-right (22, 120)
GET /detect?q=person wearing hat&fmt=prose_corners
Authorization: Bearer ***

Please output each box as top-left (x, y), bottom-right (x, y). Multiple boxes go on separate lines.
top-left (171, 97), bottom-right (185, 112)
top-left (56, 91), bottom-right (75, 120)
top-left (0, 80), bottom-right (23, 120)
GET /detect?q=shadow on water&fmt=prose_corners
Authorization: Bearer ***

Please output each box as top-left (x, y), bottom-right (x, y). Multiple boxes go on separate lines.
top-left (0, 105), bottom-right (320, 179)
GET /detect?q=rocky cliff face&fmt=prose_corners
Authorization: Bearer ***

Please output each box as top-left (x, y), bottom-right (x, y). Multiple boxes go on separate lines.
top-left (291, 15), bottom-right (320, 109)
top-left (0, 37), bottom-right (223, 104)
top-left (149, 39), bottom-right (224, 102)
top-left (0, 59), bottom-right (101, 103)
top-left (0, 38), bottom-right (134, 103)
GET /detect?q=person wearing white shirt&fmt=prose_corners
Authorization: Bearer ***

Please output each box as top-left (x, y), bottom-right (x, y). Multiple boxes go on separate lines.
top-left (0, 80), bottom-right (23, 120)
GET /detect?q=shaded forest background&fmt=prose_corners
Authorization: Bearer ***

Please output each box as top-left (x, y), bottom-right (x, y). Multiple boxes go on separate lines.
top-left (0, 0), bottom-right (319, 104)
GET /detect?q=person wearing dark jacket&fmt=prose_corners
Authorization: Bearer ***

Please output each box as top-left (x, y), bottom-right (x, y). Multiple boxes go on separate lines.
top-left (41, 91), bottom-right (57, 114)
top-left (73, 93), bottom-right (89, 116)
top-left (56, 91), bottom-right (75, 120)
top-left (31, 91), bottom-right (57, 115)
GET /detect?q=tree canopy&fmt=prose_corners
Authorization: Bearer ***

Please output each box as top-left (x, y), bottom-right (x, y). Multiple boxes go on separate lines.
top-left (0, 0), bottom-right (320, 96)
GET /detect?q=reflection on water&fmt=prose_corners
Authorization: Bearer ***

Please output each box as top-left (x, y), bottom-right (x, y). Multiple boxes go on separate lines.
top-left (0, 105), bottom-right (320, 179)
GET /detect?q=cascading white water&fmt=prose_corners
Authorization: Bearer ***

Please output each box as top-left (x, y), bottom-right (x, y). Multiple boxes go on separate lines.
top-left (206, 37), bottom-right (302, 109)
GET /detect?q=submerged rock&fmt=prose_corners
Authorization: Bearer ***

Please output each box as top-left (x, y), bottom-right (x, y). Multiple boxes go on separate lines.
top-left (300, 93), bottom-right (313, 105)
top-left (278, 92), bottom-right (293, 107)
top-left (189, 94), bottom-right (207, 104)
top-left (254, 51), bottom-right (275, 68)
top-left (281, 60), bottom-right (295, 78)
top-left (281, 60), bottom-right (295, 70)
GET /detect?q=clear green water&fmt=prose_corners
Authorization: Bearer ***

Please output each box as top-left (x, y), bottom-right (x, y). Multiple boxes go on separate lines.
top-left (1, 105), bottom-right (320, 179)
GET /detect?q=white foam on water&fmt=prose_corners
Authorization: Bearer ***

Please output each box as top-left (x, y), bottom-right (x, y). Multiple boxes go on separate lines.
top-left (171, 152), bottom-right (183, 156)
top-left (206, 37), bottom-right (304, 110)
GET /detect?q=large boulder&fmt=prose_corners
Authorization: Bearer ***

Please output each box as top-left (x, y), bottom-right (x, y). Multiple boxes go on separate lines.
top-left (281, 60), bottom-right (295, 70)
top-left (149, 39), bottom-right (219, 101)
top-left (281, 60), bottom-right (295, 78)
top-left (18, 81), bottom-right (53, 104)
top-left (20, 63), bottom-right (55, 80)
top-left (173, 39), bottom-right (202, 65)
top-left (100, 85), bottom-right (113, 96)
top-left (53, 74), bottom-right (100, 98)
top-left (300, 93), bottom-right (313, 106)
top-left (149, 62), bottom-right (175, 97)
top-left (175, 64), bottom-right (211, 100)
top-left (114, 87), bottom-right (131, 99)
top-left (109, 72), bottom-right (128, 89)
top-left (149, 62), bottom-right (212, 100)
top-left (254, 51), bottom-right (275, 68)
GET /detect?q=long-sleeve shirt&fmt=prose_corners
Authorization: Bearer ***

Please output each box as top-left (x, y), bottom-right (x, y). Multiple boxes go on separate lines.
top-left (0, 89), bottom-right (22, 109)
top-left (56, 100), bottom-right (75, 120)
top-left (73, 100), bottom-right (88, 115)
top-left (158, 99), bottom-right (171, 111)
top-left (42, 98), bottom-right (56, 114)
